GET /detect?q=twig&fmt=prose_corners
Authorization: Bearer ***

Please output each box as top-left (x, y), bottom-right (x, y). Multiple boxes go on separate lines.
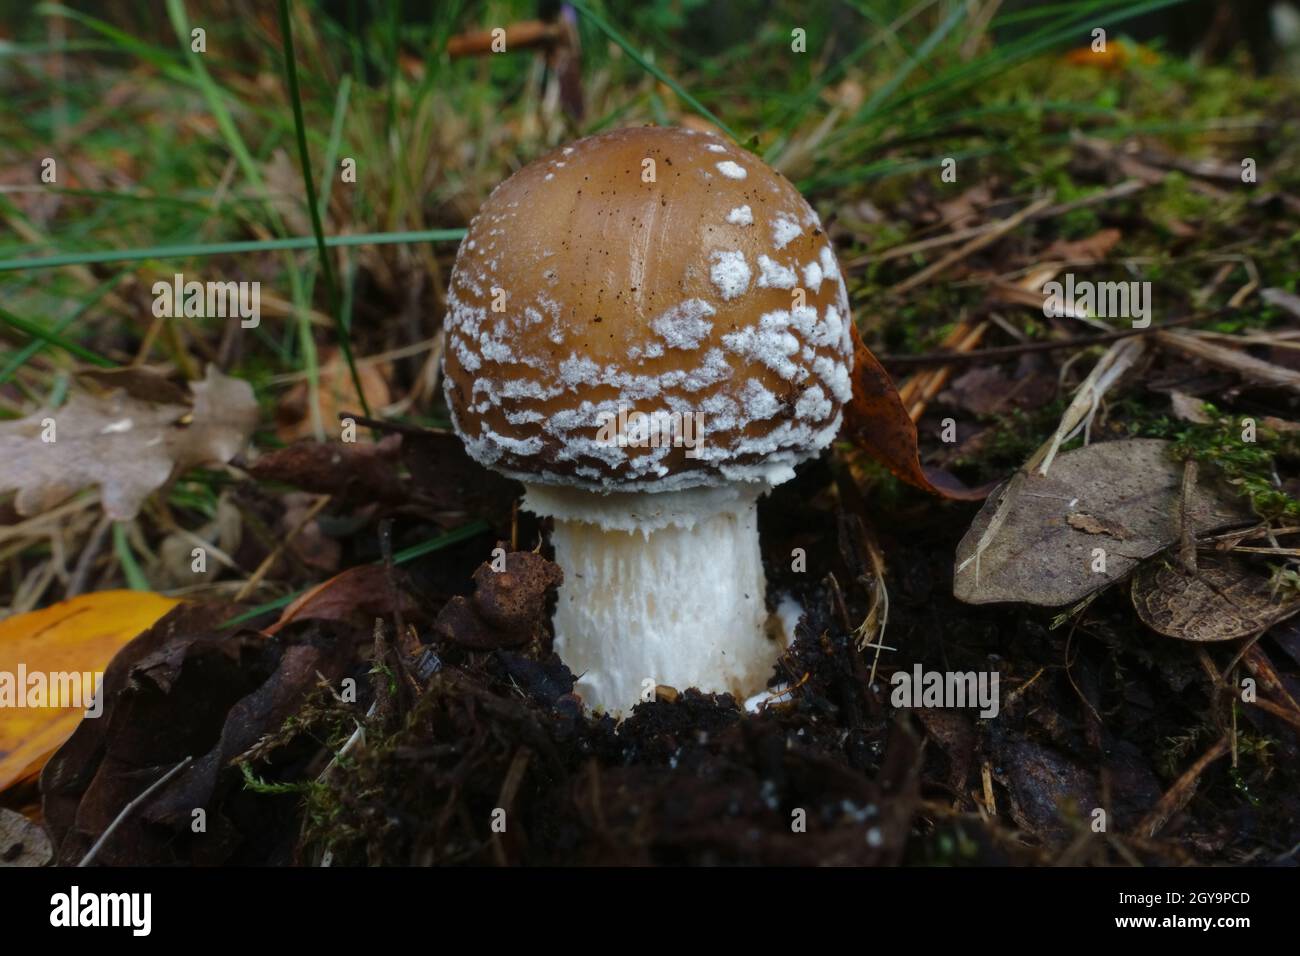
top-left (880, 310), bottom-right (1222, 368)
top-left (1156, 330), bottom-right (1300, 393)
top-left (850, 180), bottom-right (1143, 270)
top-left (888, 195), bottom-right (1055, 295)
top-left (65, 513), bottom-right (112, 598)
top-left (898, 320), bottom-right (988, 421)
top-left (233, 493), bottom-right (330, 602)
top-left (446, 20), bottom-right (564, 56)
top-left (78, 756), bottom-right (193, 867)
top-left (1178, 459), bottom-right (1199, 573)
top-left (1135, 736), bottom-right (1230, 839)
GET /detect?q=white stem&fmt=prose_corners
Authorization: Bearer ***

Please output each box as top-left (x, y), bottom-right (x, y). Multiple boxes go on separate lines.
top-left (523, 484), bottom-right (779, 715)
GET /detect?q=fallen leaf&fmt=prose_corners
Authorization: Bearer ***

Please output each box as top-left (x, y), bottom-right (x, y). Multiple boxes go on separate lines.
top-left (936, 184), bottom-right (993, 229)
top-left (278, 492), bottom-right (341, 574)
top-left (77, 367), bottom-right (191, 405)
top-left (266, 563), bottom-right (416, 636)
top-left (912, 708), bottom-right (975, 793)
top-left (262, 148), bottom-right (313, 236)
top-left (1169, 390), bottom-right (1212, 424)
top-left (401, 429), bottom-right (521, 519)
top-left (0, 590), bottom-right (180, 792)
top-left (1132, 555), bottom-right (1300, 641)
top-left (248, 433), bottom-right (406, 502)
top-left (1066, 512), bottom-right (1130, 538)
top-left (0, 365), bottom-right (258, 520)
top-left (842, 322), bottom-right (938, 494)
top-left (1062, 40), bottom-right (1159, 70)
top-left (955, 439), bottom-right (1251, 606)
top-left (41, 602), bottom-right (361, 865)
top-left (275, 350), bottom-right (389, 443)
top-left (0, 807), bottom-right (52, 867)
top-left (999, 738), bottom-right (1098, 846)
top-left (1043, 228), bottom-right (1122, 263)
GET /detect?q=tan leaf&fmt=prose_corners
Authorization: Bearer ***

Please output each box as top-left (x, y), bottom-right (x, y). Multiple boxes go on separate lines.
top-left (275, 351), bottom-right (390, 443)
top-left (1043, 228), bottom-right (1122, 263)
top-left (0, 807), bottom-right (52, 867)
top-left (0, 365), bottom-right (258, 520)
top-left (954, 439), bottom-right (1252, 606)
top-left (1133, 555), bottom-right (1300, 642)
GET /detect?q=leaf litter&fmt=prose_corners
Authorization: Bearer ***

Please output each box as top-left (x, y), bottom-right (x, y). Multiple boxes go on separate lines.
top-left (0, 365), bottom-right (257, 521)
top-left (955, 438), bottom-right (1253, 606)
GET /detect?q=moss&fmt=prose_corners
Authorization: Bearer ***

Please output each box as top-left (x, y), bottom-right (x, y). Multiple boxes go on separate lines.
top-left (1128, 405), bottom-right (1300, 521)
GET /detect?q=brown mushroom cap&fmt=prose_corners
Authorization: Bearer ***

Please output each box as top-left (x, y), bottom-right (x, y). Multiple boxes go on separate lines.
top-left (442, 125), bottom-right (854, 493)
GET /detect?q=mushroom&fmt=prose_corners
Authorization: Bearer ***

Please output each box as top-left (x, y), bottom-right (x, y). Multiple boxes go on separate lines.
top-left (441, 125), bottom-right (855, 715)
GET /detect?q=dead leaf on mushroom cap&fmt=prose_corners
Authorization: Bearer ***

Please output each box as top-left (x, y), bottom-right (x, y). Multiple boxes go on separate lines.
top-left (842, 322), bottom-right (939, 495)
top-left (0, 365), bottom-right (257, 520)
top-left (1133, 554), bottom-right (1300, 642)
top-left (954, 438), bottom-right (1252, 606)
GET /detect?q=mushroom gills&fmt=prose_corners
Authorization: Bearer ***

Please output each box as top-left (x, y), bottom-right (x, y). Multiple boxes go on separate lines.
top-left (525, 483), bottom-right (779, 715)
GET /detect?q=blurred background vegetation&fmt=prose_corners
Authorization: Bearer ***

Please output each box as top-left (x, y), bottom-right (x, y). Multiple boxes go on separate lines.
top-left (0, 0), bottom-right (1297, 601)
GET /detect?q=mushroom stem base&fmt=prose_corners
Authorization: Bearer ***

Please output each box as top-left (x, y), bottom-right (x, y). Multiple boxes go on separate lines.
top-left (536, 488), bottom-right (777, 715)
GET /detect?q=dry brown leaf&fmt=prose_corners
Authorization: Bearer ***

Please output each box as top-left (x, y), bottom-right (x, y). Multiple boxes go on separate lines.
top-left (1067, 512), bottom-right (1130, 538)
top-left (954, 439), bottom-right (1251, 606)
top-left (1043, 227), bottom-right (1122, 263)
top-left (265, 564), bottom-right (413, 636)
top-left (0, 365), bottom-right (258, 520)
top-left (275, 350), bottom-right (390, 443)
top-left (841, 322), bottom-right (938, 494)
top-left (0, 807), bottom-right (52, 867)
top-left (1169, 390), bottom-right (1213, 424)
top-left (1132, 555), bottom-right (1300, 641)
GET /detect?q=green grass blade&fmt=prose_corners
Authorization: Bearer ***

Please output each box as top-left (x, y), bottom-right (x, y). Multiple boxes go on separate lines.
top-left (278, 0), bottom-right (369, 417)
top-left (858, 1), bottom-right (968, 121)
top-left (0, 304), bottom-right (114, 368)
top-left (221, 518), bottom-right (491, 628)
top-left (113, 522), bottom-right (151, 591)
top-left (0, 273), bottom-right (128, 383)
top-left (390, 519), bottom-right (491, 564)
top-left (0, 229), bottom-right (467, 273)
top-left (568, 0), bottom-right (738, 141)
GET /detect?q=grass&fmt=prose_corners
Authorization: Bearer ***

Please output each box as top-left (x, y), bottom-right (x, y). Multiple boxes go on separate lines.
top-left (0, 0), bottom-right (1296, 604)
top-left (221, 517), bottom-right (491, 629)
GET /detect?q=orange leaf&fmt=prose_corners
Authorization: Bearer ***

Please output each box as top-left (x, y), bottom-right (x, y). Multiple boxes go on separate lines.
top-left (275, 350), bottom-right (390, 443)
top-left (842, 323), bottom-right (939, 495)
top-left (1062, 41), bottom-right (1158, 70)
top-left (0, 591), bottom-right (179, 792)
